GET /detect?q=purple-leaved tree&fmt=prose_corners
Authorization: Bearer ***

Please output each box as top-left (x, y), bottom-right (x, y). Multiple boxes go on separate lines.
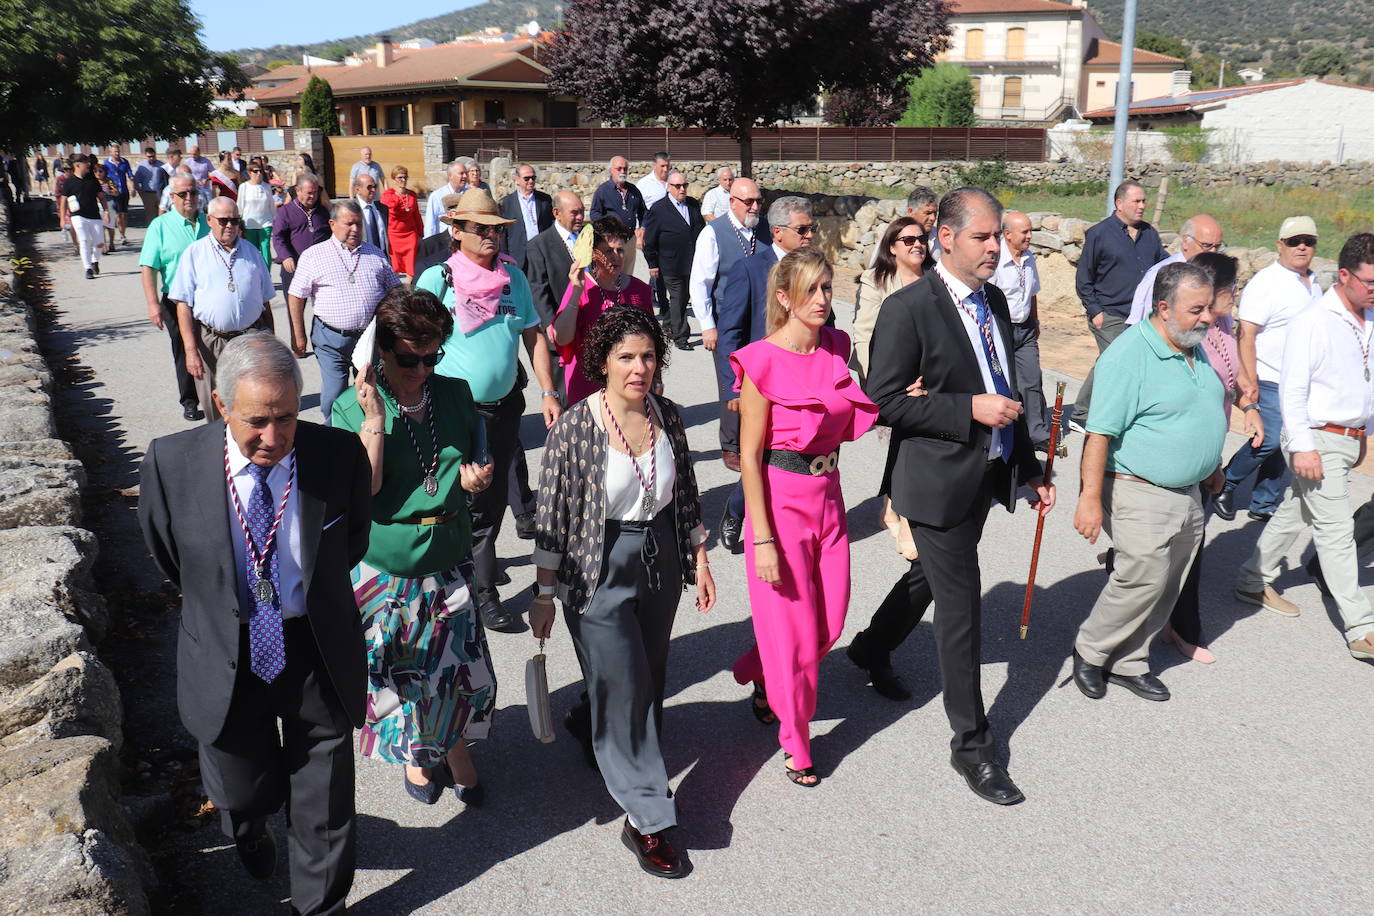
top-left (547, 0), bottom-right (951, 176)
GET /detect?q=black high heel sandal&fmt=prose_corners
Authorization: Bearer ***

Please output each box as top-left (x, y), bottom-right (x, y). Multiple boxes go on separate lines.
top-left (783, 754), bottom-right (821, 788)
top-left (749, 682), bottom-right (775, 725)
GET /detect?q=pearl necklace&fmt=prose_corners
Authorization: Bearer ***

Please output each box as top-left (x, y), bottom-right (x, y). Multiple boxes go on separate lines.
top-left (397, 386), bottom-right (431, 417)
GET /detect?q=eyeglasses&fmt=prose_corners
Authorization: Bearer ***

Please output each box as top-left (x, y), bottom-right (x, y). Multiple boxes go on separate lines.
top-left (249, 168), bottom-right (262, 174)
top-left (361, 184), bottom-right (376, 190)
top-left (391, 349), bottom-right (444, 369)
top-left (173, 190), bottom-right (198, 199)
top-left (732, 196), bottom-right (764, 208)
top-left (1282, 235), bottom-right (1317, 248)
top-left (1348, 273), bottom-right (1374, 294)
top-left (667, 182), bottom-right (688, 189)
top-left (519, 174), bottom-right (537, 181)
top-left (784, 223), bottom-right (817, 236)
top-left (1185, 235), bottom-right (1226, 252)
top-left (462, 223), bottom-right (503, 237)
top-left (211, 216), bottom-right (242, 225)
top-left (895, 234), bottom-right (927, 247)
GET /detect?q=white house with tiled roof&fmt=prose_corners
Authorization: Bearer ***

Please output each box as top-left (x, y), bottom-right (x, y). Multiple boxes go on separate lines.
top-left (942, 0), bottom-right (1183, 123)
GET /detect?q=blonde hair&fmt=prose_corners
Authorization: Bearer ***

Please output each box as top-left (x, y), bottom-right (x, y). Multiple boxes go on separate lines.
top-left (766, 248), bottom-right (832, 334)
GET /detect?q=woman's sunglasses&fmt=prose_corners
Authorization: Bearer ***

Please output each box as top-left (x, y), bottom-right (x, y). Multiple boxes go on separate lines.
top-left (391, 349), bottom-right (444, 368)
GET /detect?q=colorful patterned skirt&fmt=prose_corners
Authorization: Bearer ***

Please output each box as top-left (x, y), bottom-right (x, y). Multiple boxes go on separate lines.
top-left (351, 559), bottom-right (496, 767)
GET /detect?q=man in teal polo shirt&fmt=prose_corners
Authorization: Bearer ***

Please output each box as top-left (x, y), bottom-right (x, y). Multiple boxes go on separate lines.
top-left (415, 188), bottom-right (561, 632)
top-left (139, 174), bottom-right (208, 421)
top-left (1072, 261), bottom-right (1227, 703)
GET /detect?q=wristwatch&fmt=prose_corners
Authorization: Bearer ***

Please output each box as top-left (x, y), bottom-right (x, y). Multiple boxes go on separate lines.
top-left (1241, 403), bottom-right (1260, 413)
top-left (540, 389), bottom-right (559, 398)
top-left (535, 582), bottom-right (555, 597)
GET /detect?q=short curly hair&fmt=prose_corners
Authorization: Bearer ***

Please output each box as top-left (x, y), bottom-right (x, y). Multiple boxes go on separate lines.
top-left (579, 305), bottom-right (669, 386)
top-left (374, 286), bottom-right (454, 352)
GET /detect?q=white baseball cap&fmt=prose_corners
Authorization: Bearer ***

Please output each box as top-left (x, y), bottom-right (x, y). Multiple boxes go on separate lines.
top-left (1278, 216), bottom-right (1317, 240)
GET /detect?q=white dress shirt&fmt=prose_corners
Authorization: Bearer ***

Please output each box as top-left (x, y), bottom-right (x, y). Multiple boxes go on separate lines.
top-left (604, 433), bottom-right (676, 520)
top-left (636, 173), bottom-right (668, 208)
top-left (672, 197), bottom-right (690, 225)
top-left (1239, 259), bottom-right (1324, 383)
top-left (934, 261), bottom-right (1013, 461)
top-left (169, 236), bottom-right (273, 331)
top-left (423, 184), bottom-right (461, 237)
top-left (224, 429), bottom-right (305, 619)
top-left (688, 212), bottom-right (756, 332)
top-left (1126, 251), bottom-right (1184, 326)
top-left (518, 191), bottom-right (541, 242)
top-left (989, 239), bottom-right (1041, 324)
top-left (1280, 286), bottom-right (1374, 454)
top-left (701, 185), bottom-right (730, 220)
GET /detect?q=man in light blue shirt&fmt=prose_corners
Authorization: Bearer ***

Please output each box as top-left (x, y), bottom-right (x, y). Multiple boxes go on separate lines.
top-left (170, 197), bottom-right (275, 423)
top-left (1125, 214), bottom-right (1224, 325)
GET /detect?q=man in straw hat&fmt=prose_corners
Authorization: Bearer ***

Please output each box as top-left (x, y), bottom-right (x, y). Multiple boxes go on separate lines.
top-left (414, 188), bottom-right (562, 632)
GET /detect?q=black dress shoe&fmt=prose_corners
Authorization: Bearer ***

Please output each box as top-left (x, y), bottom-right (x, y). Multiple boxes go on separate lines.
top-left (675, 340), bottom-right (695, 351)
top-left (950, 756), bottom-right (1024, 806)
top-left (719, 508), bottom-right (743, 554)
top-left (235, 823), bottom-right (278, 880)
top-left (182, 404), bottom-right (205, 421)
top-left (403, 770), bottom-right (445, 805)
top-left (477, 592), bottom-right (520, 633)
top-left (1307, 555), bottom-right (1331, 597)
top-left (1071, 650), bottom-right (1106, 699)
top-left (1248, 509), bottom-right (1273, 522)
top-left (1107, 672), bottom-right (1170, 702)
top-left (85, 267), bottom-right (94, 280)
top-left (1212, 487), bottom-right (1237, 521)
top-left (845, 642), bottom-right (912, 701)
top-left (621, 819), bottom-right (688, 878)
top-left (514, 512), bottom-right (536, 540)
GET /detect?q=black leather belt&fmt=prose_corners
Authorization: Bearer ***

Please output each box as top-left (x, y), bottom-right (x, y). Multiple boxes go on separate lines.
top-left (765, 448), bottom-right (840, 476)
top-left (314, 316), bottom-right (365, 338)
top-left (198, 321), bottom-right (255, 340)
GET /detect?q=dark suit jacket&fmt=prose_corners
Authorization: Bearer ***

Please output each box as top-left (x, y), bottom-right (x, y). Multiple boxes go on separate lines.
top-left (499, 190), bottom-right (554, 269)
top-left (642, 196), bottom-right (705, 277)
top-left (414, 231), bottom-right (452, 280)
top-left (137, 421), bottom-right (372, 745)
top-left (360, 199), bottom-right (389, 253)
top-left (867, 274), bottom-right (1042, 528)
top-left (524, 223), bottom-right (574, 332)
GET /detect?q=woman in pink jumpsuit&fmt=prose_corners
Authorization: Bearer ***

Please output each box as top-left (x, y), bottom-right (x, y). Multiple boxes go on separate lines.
top-left (731, 248), bottom-right (878, 787)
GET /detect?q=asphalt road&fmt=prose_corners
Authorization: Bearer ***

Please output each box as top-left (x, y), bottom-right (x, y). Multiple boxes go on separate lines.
top-left (34, 217), bottom-right (1374, 915)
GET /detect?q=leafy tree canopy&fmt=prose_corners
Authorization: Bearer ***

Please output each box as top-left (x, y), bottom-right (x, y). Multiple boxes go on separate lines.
top-left (1136, 31), bottom-right (1190, 62)
top-left (299, 75), bottom-right (340, 135)
top-left (0, 0), bottom-right (248, 152)
top-left (265, 59), bottom-right (294, 70)
top-left (824, 87), bottom-right (906, 128)
top-left (1300, 44), bottom-right (1351, 77)
top-left (316, 44), bottom-right (353, 62)
top-left (898, 64), bottom-right (976, 128)
top-left (547, 0), bottom-right (951, 175)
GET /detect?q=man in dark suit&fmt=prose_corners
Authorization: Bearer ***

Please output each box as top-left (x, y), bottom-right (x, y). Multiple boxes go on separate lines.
top-left (714, 196), bottom-right (818, 550)
top-left (848, 187), bottom-right (1055, 806)
top-left (353, 172), bottom-right (389, 257)
top-left (138, 333), bottom-right (371, 914)
top-left (499, 163), bottom-right (554, 271)
top-left (412, 192), bottom-right (461, 280)
top-left (642, 171), bottom-right (705, 350)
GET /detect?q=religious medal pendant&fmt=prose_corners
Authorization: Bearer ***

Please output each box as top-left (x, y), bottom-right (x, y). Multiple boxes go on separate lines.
top-left (1366, 367), bottom-right (1370, 382)
top-left (254, 565), bottom-right (275, 604)
top-left (423, 474), bottom-right (439, 497)
top-left (641, 490), bottom-right (655, 516)
top-left (227, 281), bottom-right (236, 292)
top-left (348, 274), bottom-right (356, 284)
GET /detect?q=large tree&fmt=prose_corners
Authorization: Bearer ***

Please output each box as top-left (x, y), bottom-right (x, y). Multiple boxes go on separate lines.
top-left (0, 0), bottom-right (247, 153)
top-left (547, 0), bottom-right (951, 176)
top-left (898, 64), bottom-right (976, 128)
top-left (299, 75), bottom-right (340, 135)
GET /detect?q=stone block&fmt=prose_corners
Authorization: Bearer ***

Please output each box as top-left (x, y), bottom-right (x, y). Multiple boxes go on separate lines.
top-left (0, 652), bottom-right (122, 753)
top-left (0, 455), bottom-right (84, 529)
top-left (0, 527), bottom-right (104, 686)
top-left (1030, 230), bottom-right (1063, 252)
top-left (1060, 218), bottom-right (1090, 244)
top-left (1062, 242), bottom-right (1083, 264)
top-left (0, 439), bottom-right (74, 462)
top-left (1040, 214), bottom-right (1061, 231)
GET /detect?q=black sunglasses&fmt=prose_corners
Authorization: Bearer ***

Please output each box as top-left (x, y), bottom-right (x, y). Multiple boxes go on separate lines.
top-left (1282, 235), bottom-right (1317, 248)
top-left (212, 216), bottom-right (242, 225)
top-left (392, 349), bottom-right (444, 369)
top-left (174, 190), bottom-right (198, 199)
top-left (895, 234), bottom-right (926, 247)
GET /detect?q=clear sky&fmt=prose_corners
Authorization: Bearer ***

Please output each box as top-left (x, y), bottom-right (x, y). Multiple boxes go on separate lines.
top-left (190, 0), bottom-right (484, 53)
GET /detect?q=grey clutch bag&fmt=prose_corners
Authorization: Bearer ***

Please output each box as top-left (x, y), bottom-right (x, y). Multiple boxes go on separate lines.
top-left (526, 639), bottom-right (556, 743)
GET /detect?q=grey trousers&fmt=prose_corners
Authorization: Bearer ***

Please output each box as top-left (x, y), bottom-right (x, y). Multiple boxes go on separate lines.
top-left (1011, 319), bottom-right (1050, 444)
top-left (564, 511), bottom-right (682, 834)
top-left (1073, 311), bottom-right (1128, 425)
top-left (1075, 477), bottom-right (1204, 675)
top-left (193, 316), bottom-right (270, 423)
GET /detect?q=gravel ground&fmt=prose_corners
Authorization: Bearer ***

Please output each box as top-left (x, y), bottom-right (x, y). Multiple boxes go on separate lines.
top-left (35, 219), bottom-right (1374, 915)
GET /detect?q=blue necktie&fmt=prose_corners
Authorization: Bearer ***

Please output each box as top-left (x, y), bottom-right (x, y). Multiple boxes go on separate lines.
top-left (973, 290), bottom-right (1015, 463)
top-left (245, 463), bottom-right (286, 682)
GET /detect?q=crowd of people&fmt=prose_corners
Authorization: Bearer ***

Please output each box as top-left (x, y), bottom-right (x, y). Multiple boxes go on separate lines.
top-left (76, 142), bottom-right (1371, 914)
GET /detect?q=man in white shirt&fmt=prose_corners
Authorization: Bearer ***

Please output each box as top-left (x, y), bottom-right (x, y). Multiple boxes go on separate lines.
top-left (1237, 233), bottom-right (1374, 661)
top-left (353, 173), bottom-right (388, 256)
top-left (701, 167), bottom-right (733, 222)
top-left (990, 211), bottom-right (1049, 448)
top-left (635, 151), bottom-right (671, 208)
top-left (423, 159), bottom-right (469, 237)
top-left (1126, 214), bottom-right (1225, 326)
top-left (688, 176), bottom-right (765, 353)
top-left (1214, 216), bottom-right (1324, 522)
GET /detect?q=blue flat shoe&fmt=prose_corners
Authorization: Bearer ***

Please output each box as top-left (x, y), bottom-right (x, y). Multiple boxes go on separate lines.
top-left (454, 782), bottom-right (485, 807)
top-left (404, 771), bottom-right (444, 805)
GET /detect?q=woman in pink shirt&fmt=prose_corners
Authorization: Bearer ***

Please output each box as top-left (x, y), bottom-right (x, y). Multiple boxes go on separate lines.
top-left (551, 216), bottom-right (654, 406)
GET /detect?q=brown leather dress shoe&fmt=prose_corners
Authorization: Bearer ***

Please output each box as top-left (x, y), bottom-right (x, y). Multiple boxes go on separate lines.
top-left (621, 819), bottom-right (688, 878)
top-left (722, 450), bottom-right (741, 472)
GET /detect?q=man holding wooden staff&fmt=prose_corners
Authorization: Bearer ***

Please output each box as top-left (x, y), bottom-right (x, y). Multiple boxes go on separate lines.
top-left (1072, 262), bottom-right (1227, 702)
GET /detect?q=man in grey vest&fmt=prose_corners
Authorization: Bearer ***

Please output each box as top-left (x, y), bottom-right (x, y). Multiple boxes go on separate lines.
top-left (687, 176), bottom-right (768, 470)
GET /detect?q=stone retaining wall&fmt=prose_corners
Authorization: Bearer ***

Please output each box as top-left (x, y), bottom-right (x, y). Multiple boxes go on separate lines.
top-left (0, 203), bottom-right (151, 914)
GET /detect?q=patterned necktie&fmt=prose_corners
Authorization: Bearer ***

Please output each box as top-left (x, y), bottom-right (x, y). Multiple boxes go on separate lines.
top-left (973, 289), bottom-right (1015, 464)
top-left (245, 463), bottom-right (286, 682)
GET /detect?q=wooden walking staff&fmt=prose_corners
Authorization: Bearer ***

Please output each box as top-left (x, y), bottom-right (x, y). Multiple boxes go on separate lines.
top-left (1019, 381), bottom-right (1067, 639)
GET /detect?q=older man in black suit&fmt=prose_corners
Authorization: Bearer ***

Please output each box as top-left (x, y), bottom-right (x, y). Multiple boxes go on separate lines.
top-left (499, 163), bottom-right (554, 270)
top-left (642, 171), bottom-right (705, 350)
top-left (412, 192), bottom-right (461, 280)
top-left (138, 333), bottom-right (371, 914)
top-left (847, 187), bottom-right (1055, 807)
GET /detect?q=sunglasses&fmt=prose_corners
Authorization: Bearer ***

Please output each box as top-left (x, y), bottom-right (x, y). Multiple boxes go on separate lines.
top-left (249, 168), bottom-right (262, 174)
top-left (1282, 235), bottom-right (1317, 248)
top-left (212, 216), bottom-right (242, 225)
top-left (667, 182), bottom-right (687, 189)
top-left (361, 184), bottom-right (376, 190)
top-left (462, 223), bottom-right (503, 237)
top-left (391, 349), bottom-right (444, 368)
top-left (732, 196), bottom-right (765, 208)
top-left (895, 234), bottom-right (927, 247)
top-left (784, 223), bottom-right (817, 236)
top-left (173, 190), bottom-right (198, 199)
top-left (519, 174), bottom-right (537, 181)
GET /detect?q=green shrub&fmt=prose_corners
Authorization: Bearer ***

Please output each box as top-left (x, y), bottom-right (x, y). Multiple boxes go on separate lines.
top-left (898, 64), bottom-right (976, 128)
top-left (1162, 126), bottom-right (1211, 163)
top-left (953, 156), bottom-right (1014, 191)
